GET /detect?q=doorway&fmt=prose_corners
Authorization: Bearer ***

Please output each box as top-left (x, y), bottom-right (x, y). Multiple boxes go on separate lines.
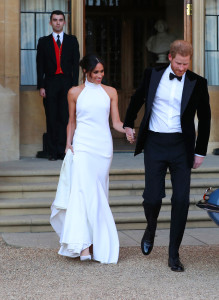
top-left (85, 0), bottom-right (185, 148)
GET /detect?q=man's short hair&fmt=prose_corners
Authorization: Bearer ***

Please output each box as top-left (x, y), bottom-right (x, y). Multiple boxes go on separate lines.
top-left (50, 10), bottom-right (65, 21)
top-left (169, 40), bottom-right (193, 58)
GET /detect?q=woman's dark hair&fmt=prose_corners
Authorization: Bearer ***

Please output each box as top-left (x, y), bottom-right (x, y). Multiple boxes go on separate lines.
top-left (79, 54), bottom-right (105, 73)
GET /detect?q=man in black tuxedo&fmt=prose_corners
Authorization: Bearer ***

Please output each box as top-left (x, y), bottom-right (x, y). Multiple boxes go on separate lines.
top-left (37, 10), bottom-right (80, 161)
top-left (124, 40), bottom-right (211, 272)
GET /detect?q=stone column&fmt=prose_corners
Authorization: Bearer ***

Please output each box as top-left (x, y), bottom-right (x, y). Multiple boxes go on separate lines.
top-left (0, 0), bottom-right (20, 161)
top-left (193, 0), bottom-right (219, 152)
top-left (71, 0), bottom-right (84, 84)
top-left (192, 0), bottom-right (205, 76)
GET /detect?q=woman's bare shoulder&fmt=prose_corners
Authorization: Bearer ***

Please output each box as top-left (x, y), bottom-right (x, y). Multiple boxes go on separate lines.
top-left (101, 84), bottom-right (117, 97)
top-left (68, 84), bottom-right (84, 95)
top-left (68, 84), bottom-right (85, 101)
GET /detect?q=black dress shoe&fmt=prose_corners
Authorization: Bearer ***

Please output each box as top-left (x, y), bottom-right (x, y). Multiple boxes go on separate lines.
top-left (168, 257), bottom-right (184, 272)
top-left (57, 153), bottom-right (65, 160)
top-left (48, 155), bottom-right (57, 161)
top-left (36, 150), bottom-right (49, 159)
top-left (141, 228), bottom-right (155, 256)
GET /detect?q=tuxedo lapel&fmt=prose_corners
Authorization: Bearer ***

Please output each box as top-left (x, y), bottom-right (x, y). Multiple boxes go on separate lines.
top-left (61, 34), bottom-right (68, 63)
top-left (146, 67), bottom-right (166, 119)
top-left (47, 34), bottom-right (56, 64)
top-left (181, 72), bottom-right (197, 116)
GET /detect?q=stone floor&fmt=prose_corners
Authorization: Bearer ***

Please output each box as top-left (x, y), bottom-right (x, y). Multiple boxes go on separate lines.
top-left (1, 153), bottom-right (219, 174)
top-left (1, 227), bottom-right (219, 250)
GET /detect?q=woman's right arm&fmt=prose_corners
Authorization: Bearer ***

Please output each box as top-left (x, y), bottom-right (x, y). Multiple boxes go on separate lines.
top-left (65, 88), bottom-right (77, 153)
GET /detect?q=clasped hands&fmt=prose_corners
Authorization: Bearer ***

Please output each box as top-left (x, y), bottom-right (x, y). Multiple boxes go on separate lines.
top-left (125, 127), bottom-right (136, 144)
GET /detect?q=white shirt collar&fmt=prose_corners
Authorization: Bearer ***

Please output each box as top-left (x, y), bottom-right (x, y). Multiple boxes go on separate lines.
top-left (52, 31), bottom-right (64, 42)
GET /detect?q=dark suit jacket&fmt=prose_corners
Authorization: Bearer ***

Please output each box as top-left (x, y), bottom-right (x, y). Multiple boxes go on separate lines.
top-left (123, 65), bottom-right (211, 167)
top-left (36, 33), bottom-right (80, 89)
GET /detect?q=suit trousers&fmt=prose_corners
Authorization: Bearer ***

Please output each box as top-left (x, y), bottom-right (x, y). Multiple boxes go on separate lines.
top-left (143, 130), bottom-right (191, 259)
top-left (44, 74), bottom-right (72, 157)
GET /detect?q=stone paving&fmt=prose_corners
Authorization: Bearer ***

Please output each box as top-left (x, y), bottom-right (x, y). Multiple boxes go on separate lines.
top-left (2, 227), bottom-right (219, 249)
top-left (0, 153), bottom-right (219, 173)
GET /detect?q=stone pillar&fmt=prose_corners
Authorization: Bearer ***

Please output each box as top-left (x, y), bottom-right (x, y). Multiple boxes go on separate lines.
top-left (192, 0), bottom-right (219, 152)
top-left (0, 0), bottom-right (20, 161)
top-left (192, 0), bottom-right (205, 76)
top-left (71, 0), bottom-right (84, 84)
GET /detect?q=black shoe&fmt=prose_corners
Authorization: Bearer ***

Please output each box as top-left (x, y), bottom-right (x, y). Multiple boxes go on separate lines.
top-left (57, 153), bottom-right (65, 160)
top-left (168, 257), bottom-right (184, 272)
top-left (213, 148), bottom-right (219, 155)
top-left (36, 151), bottom-right (49, 159)
top-left (141, 228), bottom-right (155, 256)
top-left (48, 155), bottom-right (57, 161)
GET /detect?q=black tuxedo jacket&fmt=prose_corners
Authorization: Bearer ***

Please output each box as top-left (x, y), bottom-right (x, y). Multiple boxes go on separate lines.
top-left (36, 33), bottom-right (80, 89)
top-left (123, 65), bottom-right (211, 167)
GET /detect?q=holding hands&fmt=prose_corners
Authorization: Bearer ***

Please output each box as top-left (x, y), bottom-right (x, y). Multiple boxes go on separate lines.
top-left (125, 127), bottom-right (136, 144)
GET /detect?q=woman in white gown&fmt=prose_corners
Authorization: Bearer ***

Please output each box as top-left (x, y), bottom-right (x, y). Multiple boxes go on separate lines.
top-left (50, 54), bottom-right (127, 264)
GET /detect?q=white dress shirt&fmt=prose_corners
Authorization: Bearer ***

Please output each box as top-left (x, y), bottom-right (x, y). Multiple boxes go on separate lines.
top-left (52, 31), bottom-right (64, 44)
top-left (148, 65), bottom-right (204, 158)
top-left (149, 64), bottom-right (185, 133)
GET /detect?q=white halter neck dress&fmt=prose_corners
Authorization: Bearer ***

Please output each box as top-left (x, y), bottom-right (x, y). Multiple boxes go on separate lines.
top-left (50, 79), bottom-right (119, 264)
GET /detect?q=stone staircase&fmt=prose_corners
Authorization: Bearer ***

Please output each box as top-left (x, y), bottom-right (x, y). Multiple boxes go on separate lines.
top-left (0, 166), bottom-right (218, 232)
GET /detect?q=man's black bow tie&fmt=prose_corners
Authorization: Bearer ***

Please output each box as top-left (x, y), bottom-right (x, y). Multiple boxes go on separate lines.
top-left (169, 72), bottom-right (182, 81)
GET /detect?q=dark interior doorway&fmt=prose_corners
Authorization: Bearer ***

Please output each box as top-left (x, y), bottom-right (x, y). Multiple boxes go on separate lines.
top-left (85, 0), bottom-right (184, 151)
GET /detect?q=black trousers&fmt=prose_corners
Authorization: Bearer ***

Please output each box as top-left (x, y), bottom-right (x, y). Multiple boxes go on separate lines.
top-left (143, 131), bottom-right (191, 259)
top-left (44, 75), bottom-right (72, 157)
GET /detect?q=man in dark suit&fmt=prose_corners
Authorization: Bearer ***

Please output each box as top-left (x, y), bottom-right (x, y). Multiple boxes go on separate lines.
top-left (124, 40), bottom-right (211, 272)
top-left (37, 10), bottom-right (80, 161)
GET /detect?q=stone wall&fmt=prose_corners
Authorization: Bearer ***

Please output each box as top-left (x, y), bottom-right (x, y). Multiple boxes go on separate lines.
top-left (0, 0), bottom-right (218, 160)
top-left (20, 90), bottom-right (46, 157)
top-left (0, 85), bottom-right (19, 161)
top-left (0, 0), bottom-right (20, 161)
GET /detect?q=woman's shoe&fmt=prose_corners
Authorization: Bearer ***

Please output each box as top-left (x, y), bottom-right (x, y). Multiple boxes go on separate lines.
top-left (80, 255), bottom-right (91, 261)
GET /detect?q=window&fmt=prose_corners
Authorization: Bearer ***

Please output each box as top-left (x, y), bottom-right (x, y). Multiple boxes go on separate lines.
top-left (85, 0), bottom-right (119, 6)
top-left (205, 0), bottom-right (219, 85)
top-left (20, 0), bottom-right (71, 86)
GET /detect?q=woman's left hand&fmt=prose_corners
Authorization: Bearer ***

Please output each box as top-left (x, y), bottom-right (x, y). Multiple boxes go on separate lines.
top-left (65, 144), bottom-right (74, 154)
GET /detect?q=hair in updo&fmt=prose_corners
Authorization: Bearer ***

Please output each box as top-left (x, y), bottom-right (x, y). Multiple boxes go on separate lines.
top-left (79, 54), bottom-right (105, 74)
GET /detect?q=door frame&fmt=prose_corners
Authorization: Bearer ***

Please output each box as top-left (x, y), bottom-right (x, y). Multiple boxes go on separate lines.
top-left (192, 0), bottom-right (205, 76)
top-left (184, 0), bottom-right (193, 69)
top-left (83, 1), bottom-right (193, 69)
top-left (184, 0), bottom-right (192, 44)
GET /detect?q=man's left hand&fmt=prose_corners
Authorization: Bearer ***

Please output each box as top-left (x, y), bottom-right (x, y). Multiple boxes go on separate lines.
top-left (193, 155), bottom-right (205, 169)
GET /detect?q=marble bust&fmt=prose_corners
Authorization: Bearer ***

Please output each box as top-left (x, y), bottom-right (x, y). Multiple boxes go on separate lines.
top-left (146, 20), bottom-right (175, 63)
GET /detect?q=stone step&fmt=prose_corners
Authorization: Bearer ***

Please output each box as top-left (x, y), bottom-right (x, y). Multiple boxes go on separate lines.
top-left (0, 178), bottom-right (219, 198)
top-left (0, 194), bottom-right (203, 216)
top-left (110, 194), bottom-right (203, 206)
top-left (0, 195), bottom-right (204, 216)
top-left (0, 210), bottom-right (215, 233)
top-left (0, 178), bottom-right (218, 199)
top-left (1, 168), bottom-right (219, 183)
